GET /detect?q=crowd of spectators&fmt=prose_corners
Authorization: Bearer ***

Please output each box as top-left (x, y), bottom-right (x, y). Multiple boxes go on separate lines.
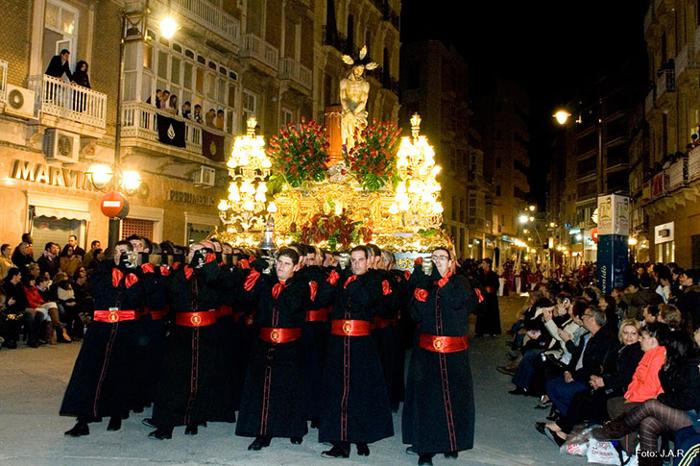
top-left (148, 89), bottom-right (226, 130)
top-left (0, 234), bottom-right (99, 349)
top-left (498, 261), bottom-right (700, 465)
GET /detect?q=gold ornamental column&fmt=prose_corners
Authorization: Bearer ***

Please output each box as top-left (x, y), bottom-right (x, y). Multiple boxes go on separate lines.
top-left (325, 105), bottom-right (343, 166)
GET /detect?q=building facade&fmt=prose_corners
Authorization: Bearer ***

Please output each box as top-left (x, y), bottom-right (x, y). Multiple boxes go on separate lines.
top-left (0, 0), bottom-right (401, 254)
top-left (639, 0), bottom-right (700, 267)
top-left (399, 39), bottom-right (489, 259)
top-left (476, 79), bottom-right (531, 263)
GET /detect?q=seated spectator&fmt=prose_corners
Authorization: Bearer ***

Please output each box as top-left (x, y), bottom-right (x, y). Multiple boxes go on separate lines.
top-left (538, 319), bottom-right (644, 445)
top-left (59, 245), bottom-right (82, 277)
top-left (215, 109), bottom-right (225, 130)
top-left (11, 241), bottom-right (35, 273)
top-left (182, 101), bottom-right (192, 119)
top-left (0, 244), bottom-right (15, 279)
top-left (24, 274), bottom-right (69, 344)
top-left (594, 324), bottom-right (700, 465)
top-left (193, 104), bottom-right (203, 124)
top-left (56, 277), bottom-right (80, 340)
top-left (544, 305), bottom-right (617, 421)
top-left (38, 242), bottom-right (60, 279)
top-left (1, 268), bottom-right (26, 348)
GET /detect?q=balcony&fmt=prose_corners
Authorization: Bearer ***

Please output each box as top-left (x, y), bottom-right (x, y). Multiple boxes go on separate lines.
top-left (28, 74), bottom-right (107, 136)
top-left (655, 68), bottom-right (675, 103)
top-left (120, 101), bottom-right (228, 164)
top-left (240, 34), bottom-right (279, 72)
top-left (170, 0), bottom-right (240, 46)
top-left (675, 44), bottom-right (698, 79)
top-left (279, 57), bottom-right (312, 91)
top-left (0, 59), bottom-right (7, 107)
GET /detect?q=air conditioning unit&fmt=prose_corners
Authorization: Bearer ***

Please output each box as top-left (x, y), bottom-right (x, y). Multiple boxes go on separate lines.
top-left (5, 84), bottom-right (36, 119)
top-left (43, 129), bottom-right (80, 163)
top-left (193, 165), bottom-right (216, 187)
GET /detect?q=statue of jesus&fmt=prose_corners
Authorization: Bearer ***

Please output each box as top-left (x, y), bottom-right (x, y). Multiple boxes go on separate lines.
top-left (340, 46), bottom-right (377, 151)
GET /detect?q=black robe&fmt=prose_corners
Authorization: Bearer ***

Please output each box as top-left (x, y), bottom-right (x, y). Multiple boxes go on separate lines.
top-left (151, 261), bottom-right (234, 429)
top-left (235, 271), bottom-right (311, 439)
top-left (403, 272), bottom-right (477, 455)
top-left (319, 270), bottom-right (394, 445)
top-left (60, 263), bottom-right (144, 420)
top-left (475, 269), bottom-right (501, 335)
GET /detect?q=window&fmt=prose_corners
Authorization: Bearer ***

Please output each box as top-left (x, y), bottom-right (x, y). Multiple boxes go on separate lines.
top-left (43, 0), bottom-right (79, 72)
top-left (282, 108), bottom-right (294, 127)
top-left (242, 90), bottom-right (258, 129)
top-left (121, 218), bottom-right (155, 240)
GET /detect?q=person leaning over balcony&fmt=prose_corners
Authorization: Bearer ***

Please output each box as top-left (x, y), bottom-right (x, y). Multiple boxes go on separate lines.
top-left (166, 94), bottom-right (178, 115)
top-left (71, 61), bottom-right (90, 88)
top-left (215, 109), bottom-right (225, 130)
top-left (205, 108), bottom-right (216, 127)
top-left (182, 101), bottom-right (191, 119)
top-left (46, 48), bottom-right (72, 80)
top-left (159, 90), bottom-right (170, 111)
top-left (193, 104), bottom-right (203, 123)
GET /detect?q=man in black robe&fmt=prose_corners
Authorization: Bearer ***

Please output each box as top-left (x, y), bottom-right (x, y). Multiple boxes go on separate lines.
top-left (148, 241), bottom-right (232, 439)
top-left (403, 247), bottom-right (477, 465)
top-left (236, 247), bottom-right (314, 450)
top-left (475, 258), bottom-right (501, 336)
top-left (319, 245), bottom-right (394, 458)
top-left (60, 240), bottom-right (144, 436)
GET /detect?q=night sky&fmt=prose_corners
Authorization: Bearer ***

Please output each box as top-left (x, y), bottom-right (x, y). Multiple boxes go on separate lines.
top-left (401, 0), bottom-right (650, 206)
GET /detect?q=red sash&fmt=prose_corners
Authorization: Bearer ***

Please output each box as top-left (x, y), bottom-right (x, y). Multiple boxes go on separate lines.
top-left (175, 311), bottom-right (218, 328)
top-left (373, 316), bottom-right (398, 329)
top-left (330, 319), bottom-right (371, 337)
top-left (93, 310), bottom-right (137, 323)
top-left (305, 307), bottom-right (330, 322)
top-left (418, 333), bottom-right (469, 353)
top-left (258, 327), bottom-right (302, 344)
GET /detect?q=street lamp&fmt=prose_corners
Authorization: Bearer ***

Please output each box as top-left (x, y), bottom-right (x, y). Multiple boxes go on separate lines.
top-left (99, 8), bottom-right (178, 249)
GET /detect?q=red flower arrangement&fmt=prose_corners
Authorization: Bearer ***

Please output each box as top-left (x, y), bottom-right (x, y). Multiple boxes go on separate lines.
top-left (346, 120), bottom-right (402, 191)
top-left (268, 119), bottom-right (329, 188)
top-left (290, 210), bottom-right (373, 251)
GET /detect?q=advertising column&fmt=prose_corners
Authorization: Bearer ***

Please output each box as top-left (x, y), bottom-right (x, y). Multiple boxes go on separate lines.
top-left (596, 194), bottom-right (630, 294)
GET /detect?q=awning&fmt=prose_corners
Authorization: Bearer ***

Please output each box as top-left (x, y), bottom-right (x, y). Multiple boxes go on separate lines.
top-left (32, 205), bottom-right (90, 222)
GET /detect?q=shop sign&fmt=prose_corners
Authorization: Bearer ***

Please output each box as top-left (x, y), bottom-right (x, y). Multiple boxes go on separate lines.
top-left (654, 222), bottom-right (674, 244)
top-left (168, 190), bottom-right (215, 206)
top-left (651, 172), bottom-right (668, 199)
top-left (10, 160), bottom-right (95, 191)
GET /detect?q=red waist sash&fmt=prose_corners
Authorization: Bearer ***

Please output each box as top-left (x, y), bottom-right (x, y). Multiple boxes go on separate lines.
top-left (175, 311), bottom-right (218, 328)
top-left (305, 307), bottom-right (330, 322)
top-left (418, 333), bottom-right (469, 353)
top-left (259, 327), bottom-right (302, 344)
top-left (143, 307), bottom-right (168, 320)
top-left (373, 316), bottom-right (398, 329)
top-left (216, 304), bottom-right (234, 318)
top-left (330, 319), bottom-right (372, 337)
top-left (94, 310), bottom-right (137, 323)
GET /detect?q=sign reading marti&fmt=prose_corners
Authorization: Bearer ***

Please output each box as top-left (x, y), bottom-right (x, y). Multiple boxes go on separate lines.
top-left (11, 160), bottom-right (95, 191)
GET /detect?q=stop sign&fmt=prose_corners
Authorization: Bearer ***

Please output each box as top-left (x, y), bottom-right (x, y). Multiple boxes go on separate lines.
top-left (101, 191), bottom-right (129, 219)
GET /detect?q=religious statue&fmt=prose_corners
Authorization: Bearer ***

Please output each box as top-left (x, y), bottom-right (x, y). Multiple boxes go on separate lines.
top-left (340, 46), bottom-right (378, 151)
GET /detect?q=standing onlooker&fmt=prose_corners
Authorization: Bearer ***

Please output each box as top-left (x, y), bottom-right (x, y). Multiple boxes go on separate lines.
top-left (166, 94), bottom-right (178, 115)
top-left (71, 61), bottom-right (91, 88)
top-left (193, 104), bottom-right (203, 123)
top-left (205, 108), bottom-right (216, 127)
top-left (11, 242), bottom-right (35, 273)
top-left (45, 49), bottom-right (72, 80)
top-left (67, 235), bottom-right (85, 259)
top-left (215, 109), bottom-right (225, 130)
top-left (82, 240), bottom-right (101, 269)
top-left (475, 258), bottom-right (502, 337)
top-left (182, 101), bottom-right (192, 119)
top-left (0, 244), bottom-right (15, 280)
top-left (59, 245), bottom-right (82, 277)
top-left (159, 90), bottom-right (171, 111)
top-left (38, 242), bottom-right (60, 279)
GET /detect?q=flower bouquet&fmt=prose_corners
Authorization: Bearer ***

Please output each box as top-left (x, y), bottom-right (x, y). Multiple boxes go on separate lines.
top-left (346, 120), bottom-right (401, 191)
top-left (268, 119), bottom-right (329, 188)
top-left (290, 210), bottom-right (373, 251)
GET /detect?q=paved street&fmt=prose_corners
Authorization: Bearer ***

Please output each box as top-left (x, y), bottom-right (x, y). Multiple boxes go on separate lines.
top-left (0, 296), bottom-right (583, 465)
